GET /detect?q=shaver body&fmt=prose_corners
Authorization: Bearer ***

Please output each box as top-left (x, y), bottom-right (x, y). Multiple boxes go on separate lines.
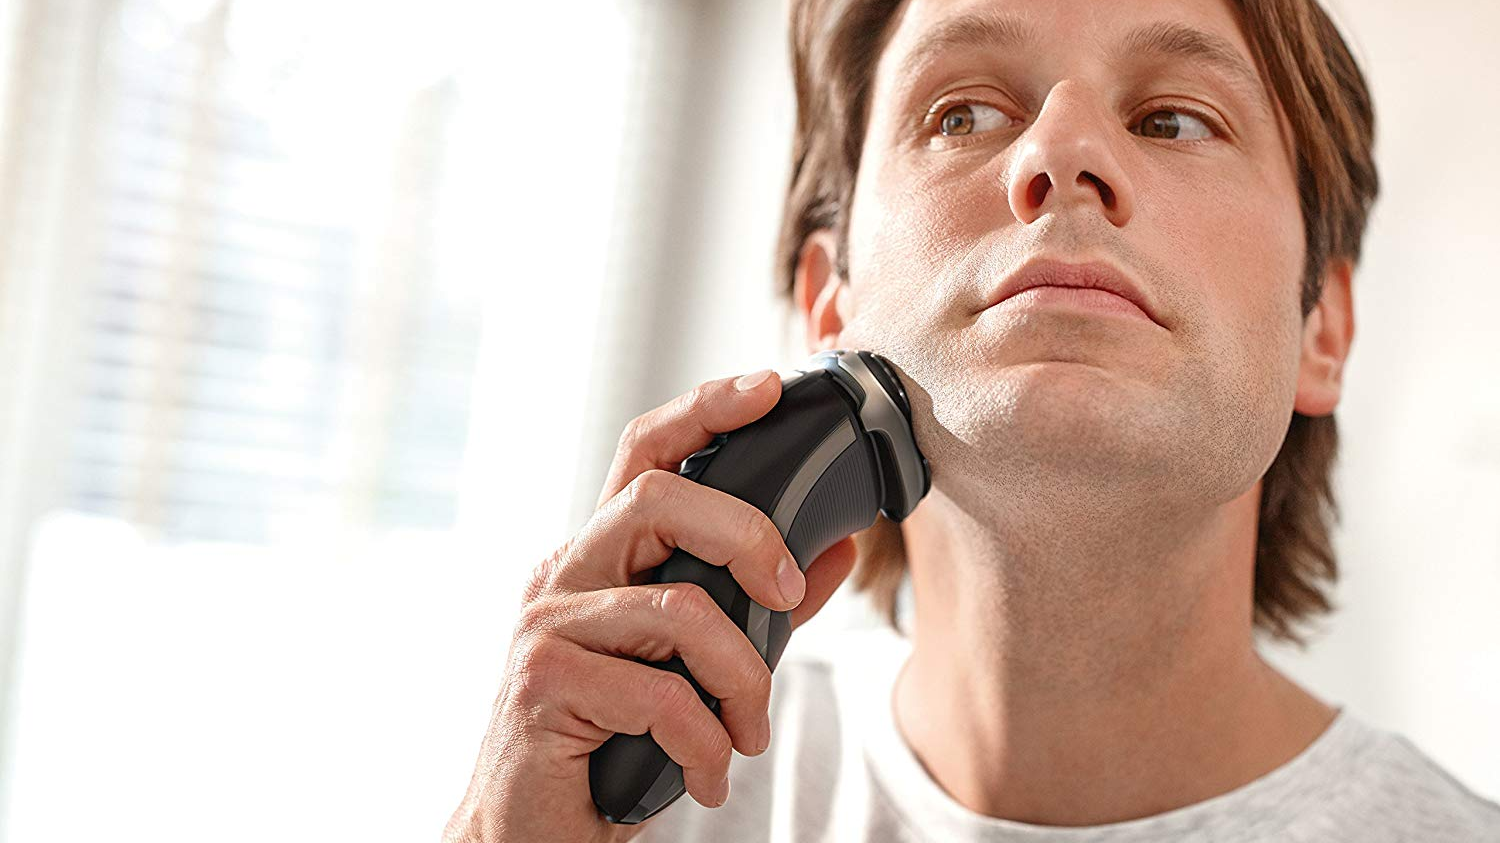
top-left (589, 349), bottom-right (931, 824)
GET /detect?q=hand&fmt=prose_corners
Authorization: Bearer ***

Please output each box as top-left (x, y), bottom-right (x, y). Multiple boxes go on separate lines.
top-left (443, 369), bottom-right (859, 843)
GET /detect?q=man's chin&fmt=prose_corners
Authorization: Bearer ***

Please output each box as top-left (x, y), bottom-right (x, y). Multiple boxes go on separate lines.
top-left (934, 373), bottom-right (1177, 480)
top-left (989, 358), bottom-right (1158, 407)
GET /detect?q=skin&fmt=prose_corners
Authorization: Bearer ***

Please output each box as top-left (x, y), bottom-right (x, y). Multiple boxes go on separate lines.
top-left (793, 0), bottom-right (1356, 827)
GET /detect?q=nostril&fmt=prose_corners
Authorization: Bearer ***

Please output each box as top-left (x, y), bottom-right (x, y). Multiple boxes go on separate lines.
top-left (1026, 173), bottom-right (1051, 208)
top-left (1082, 171), bottom-right (1114, 208)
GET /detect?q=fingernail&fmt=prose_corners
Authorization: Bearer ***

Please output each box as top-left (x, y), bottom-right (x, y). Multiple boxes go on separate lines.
top-left (776, 553), bottom-right (804, 607)
top-left (711, 776), bottom-right (731, 807)
top-left (757, 711), bottom-right (772, 754)
top-left (735, 369), bottom-right (775, 391)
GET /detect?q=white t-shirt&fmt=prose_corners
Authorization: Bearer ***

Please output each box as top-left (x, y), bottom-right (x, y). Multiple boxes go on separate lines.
top-left (634, 623), bottom-right (1500, 842)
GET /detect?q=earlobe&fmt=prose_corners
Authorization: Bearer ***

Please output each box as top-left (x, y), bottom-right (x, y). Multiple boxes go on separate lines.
top-left (794, 228), bottom-right (849, 354)
top-left (1292, 258), bottom-right (1356, 417)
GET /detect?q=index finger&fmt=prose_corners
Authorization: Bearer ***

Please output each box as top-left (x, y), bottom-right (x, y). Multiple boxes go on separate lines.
top-left (595, 369), bottom-right (783, 511)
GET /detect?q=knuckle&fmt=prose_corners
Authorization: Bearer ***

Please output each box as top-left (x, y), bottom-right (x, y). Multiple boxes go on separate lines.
top-left (735, 498), bottom-right (786, 570)
top-left (680, 382), bottom-right (714, 418)
top-left (625, 468), bottom-right (674, 511)
top-left (508, 631), bottom-right (563, 702)
top-left (515, 592), bottom-right (558, 636)
top-left (734, 499), bottom-right (766, 541)
top-left (617, 474), bottom-right (648, 514)
top-left (661, 583), bottom-right (718, 629)
top-left (736, 503), bottom-right (782, 565)
top-left (512, 625), bottom-right (557, 669)
top-left (641, 467), bottom-right (676, 497)
top-left (744, 657), bottom-right (773, 704)
top-left (647, 670), bottom-right (698, 717)
top-left (617, 415), bottom-right (649, 454)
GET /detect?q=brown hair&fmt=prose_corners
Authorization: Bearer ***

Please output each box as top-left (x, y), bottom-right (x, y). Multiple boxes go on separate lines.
top-left (774, 0), bottom-right (1379, 648)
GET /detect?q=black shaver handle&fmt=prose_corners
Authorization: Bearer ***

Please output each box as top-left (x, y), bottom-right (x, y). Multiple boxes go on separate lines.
top-left (588, 350), bottom-right (930, 824)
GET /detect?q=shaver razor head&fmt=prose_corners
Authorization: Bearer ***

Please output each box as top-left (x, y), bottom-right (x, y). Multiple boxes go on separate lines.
top-left (797, 349), bottom-right (931, 521)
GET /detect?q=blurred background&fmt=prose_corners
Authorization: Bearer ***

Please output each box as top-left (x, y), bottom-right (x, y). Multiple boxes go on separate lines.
top-left (0, 0), bottom-right (1494, 840)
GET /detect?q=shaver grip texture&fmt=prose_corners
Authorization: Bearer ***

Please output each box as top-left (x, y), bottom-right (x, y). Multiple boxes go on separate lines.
top-left (767, 436), bottom-right (879, 670)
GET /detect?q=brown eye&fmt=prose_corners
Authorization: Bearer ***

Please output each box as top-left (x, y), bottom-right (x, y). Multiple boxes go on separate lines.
top-left (940, 104), bottom-right (975, 136)
top-left (1137, 109), bottom-right (1213, 140)
top-left (935, 102), bottom-right (1009, 137)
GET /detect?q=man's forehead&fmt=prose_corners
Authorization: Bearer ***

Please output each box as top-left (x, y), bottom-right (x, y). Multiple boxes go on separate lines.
top-left (881, 0), bottom-right (1255, 78)
top-left (887, 0), bottom-right (1246, 43)
top-left (876, 0), bottom-right (1271, 121)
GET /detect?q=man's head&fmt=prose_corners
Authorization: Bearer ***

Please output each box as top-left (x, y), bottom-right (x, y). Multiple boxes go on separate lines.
top-left (776, 0), bottom-right (1378, 646)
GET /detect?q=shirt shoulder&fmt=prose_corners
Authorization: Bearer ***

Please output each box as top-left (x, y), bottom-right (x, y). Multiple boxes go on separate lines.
top-left (1321, 722), bottom-right (1500, 841)
top-left (1231, 706), bottom-right (1500, 843)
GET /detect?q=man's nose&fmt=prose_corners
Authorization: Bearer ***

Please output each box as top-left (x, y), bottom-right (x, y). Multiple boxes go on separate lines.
top-left (1005, 81), bottom-right (1135, 229)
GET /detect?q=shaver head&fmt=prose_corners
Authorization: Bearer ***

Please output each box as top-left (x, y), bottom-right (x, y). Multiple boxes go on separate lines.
top-left (795, 349), bottom-right (931, 521)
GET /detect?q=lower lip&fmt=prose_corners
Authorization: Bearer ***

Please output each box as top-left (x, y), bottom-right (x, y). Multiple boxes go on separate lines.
top-left (992, 285), bottom-right (1152, 322)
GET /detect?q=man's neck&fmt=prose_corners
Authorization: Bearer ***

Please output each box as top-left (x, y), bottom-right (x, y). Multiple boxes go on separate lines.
top-left (891, 481), bottom-right (1338, 827)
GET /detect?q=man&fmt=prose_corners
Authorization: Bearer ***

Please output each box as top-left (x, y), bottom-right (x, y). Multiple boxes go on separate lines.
top-left (446, 0), bottom-right (1500, 840)
top-left (630, 0), bottom-right (1500, 839)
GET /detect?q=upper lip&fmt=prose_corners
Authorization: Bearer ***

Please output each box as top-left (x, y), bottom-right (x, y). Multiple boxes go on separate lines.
top-left (984, 257), bottom-right (1162, 327)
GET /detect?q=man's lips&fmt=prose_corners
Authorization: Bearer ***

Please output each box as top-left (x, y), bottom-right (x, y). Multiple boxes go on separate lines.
top-left (997, 284), bottom-right (1152, 321)
top-left (982, 258), bottom-right (1163, 328)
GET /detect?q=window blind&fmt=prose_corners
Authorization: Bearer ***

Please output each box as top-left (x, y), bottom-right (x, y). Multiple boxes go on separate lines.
top-left (6, 0), bottom-right (481, 545)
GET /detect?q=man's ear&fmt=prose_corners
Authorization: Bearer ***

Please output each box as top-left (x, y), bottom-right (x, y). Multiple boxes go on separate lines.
top-left (793, 228), bottom-right (851, 355)
top-left (1293, 257), bottom-right (1356, 417)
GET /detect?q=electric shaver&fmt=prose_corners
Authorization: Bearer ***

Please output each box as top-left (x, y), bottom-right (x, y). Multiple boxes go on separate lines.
top-left (589, 348), bottom-right (932, 824)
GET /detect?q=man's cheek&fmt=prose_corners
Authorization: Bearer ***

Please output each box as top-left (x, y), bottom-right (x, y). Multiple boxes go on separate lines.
top-left (867, 161), bottom-right (997, 255)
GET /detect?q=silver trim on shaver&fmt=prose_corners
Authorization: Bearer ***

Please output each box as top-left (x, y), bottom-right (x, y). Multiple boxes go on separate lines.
top-left (617, 763), bottom-right (683, 824)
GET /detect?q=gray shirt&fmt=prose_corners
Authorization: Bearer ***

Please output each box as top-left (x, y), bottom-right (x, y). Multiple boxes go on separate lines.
top-left (635, 625), bottom-right (1500, 842)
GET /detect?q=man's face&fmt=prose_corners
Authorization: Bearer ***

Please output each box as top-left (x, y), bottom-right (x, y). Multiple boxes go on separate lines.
top-left (829, 0), bottom-right (1309, 512)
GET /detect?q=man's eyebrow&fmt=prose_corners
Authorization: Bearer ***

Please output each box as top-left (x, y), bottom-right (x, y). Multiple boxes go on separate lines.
top-left (893, 13), bottom-right (1271, 117)
top-left (894, 10), bottom-right (1038, 82)
top-left (1116, 20), bottom-right (1271, 116)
